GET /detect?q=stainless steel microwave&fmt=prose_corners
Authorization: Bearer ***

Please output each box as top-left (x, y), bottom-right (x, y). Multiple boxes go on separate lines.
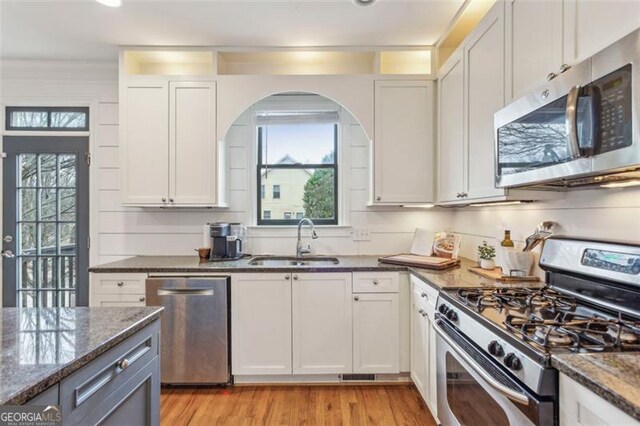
top-left (494, 29), bottom-right (640, 189)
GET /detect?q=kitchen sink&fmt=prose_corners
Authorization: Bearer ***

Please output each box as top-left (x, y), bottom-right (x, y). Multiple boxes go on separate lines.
top-left (248, 256), bottom-right (340, 267)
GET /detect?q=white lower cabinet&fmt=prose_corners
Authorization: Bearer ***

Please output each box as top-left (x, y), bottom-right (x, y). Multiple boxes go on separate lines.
top-left (353, 293), bottom-right (400, 374)
top-left (90, 273), bottom-right (147, 307)
top-left (292, 273), bottom-right (353, 374)
top-left (410, 275), bottom-right (438, 420)
top-left (560, 373), bottom-right (637, 426)
top-left (231, 273), bottom-right (292, 375)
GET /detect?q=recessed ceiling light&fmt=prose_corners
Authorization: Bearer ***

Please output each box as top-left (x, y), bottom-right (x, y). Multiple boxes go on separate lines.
top-left (352, 0), bottom-right (377, 6)
top-left (96, 0), bottom-right (122, 7)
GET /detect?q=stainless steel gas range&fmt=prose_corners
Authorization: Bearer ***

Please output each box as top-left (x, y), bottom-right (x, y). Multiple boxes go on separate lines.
top-left (434, 236), bottom-right (640, 426)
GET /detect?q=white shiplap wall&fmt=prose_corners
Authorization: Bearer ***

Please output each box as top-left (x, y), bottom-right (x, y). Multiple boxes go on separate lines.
top-left (1, 61), bottom-right (451, 268)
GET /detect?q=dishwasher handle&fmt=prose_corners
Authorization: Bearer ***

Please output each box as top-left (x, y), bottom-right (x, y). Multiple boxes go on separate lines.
top-left (157, 288), bottom-right (215, 296)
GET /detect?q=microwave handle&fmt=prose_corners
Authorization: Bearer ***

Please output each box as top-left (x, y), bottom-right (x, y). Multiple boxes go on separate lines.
top-left (565, 85), bottom-right (583, 159)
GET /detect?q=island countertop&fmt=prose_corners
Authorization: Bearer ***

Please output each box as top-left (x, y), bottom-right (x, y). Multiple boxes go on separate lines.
top-left (0, 306), bottom-right (163, 405)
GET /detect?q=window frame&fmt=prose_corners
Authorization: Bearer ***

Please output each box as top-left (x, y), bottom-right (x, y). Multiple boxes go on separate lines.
top-left (6, 107), bottom-right (90, 132)
top-left (256, 124), bottom-right (339, 226)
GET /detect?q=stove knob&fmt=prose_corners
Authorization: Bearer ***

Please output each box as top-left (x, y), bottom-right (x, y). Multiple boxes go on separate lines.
top-left (504, 353), bottom-right (522, 371)
top-left (445, 309), bottom-right (458, 322)
top-left (438, 304), bottom-right (448, 314)
top-left (488, 340), bottom-right (504, 357)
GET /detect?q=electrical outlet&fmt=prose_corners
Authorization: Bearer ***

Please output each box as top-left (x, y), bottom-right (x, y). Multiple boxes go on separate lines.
top-left (353, 228), bottom-right (371, 241)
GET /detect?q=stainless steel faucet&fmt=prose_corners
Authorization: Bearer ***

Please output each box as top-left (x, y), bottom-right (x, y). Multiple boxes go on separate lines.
top-left (296, 218), bottom-right (318, 258)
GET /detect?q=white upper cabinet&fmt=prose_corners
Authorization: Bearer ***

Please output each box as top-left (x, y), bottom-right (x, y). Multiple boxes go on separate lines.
top-left (506, 0), bottom-right (564, 100)
top-left (437, 51), bottom-right (465, 203)
top-left (120, 76), bottom-right (223, 207)
top-left (292, 273), bottom-right (352, 374)
top-left (373, 80), bottom-right (435, 205)
top-left (464, 3), bottom-right (506, 201)
top-left (121, 80), bottom-right (170, 205)
top-left (564, 0), bottom-right (640, 65)
top-left (231, 273), bottom-right (293, 375)
top-left (169, 81), bottom-right (218, 205)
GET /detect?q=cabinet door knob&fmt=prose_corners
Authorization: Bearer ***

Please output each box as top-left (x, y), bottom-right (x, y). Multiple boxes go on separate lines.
top-left (546, 72), bottom-right (557, 81)
top-left (354, 296), bottom-right (359, 301)
top-left (169, 198), bottom-right (174, 203)
top-left (422, 312), bottom-right (428, 318)
top-left (117, 358), bottom-right (130, 370)
top-left (421, 292), bottom-right (427, 299)
top-left (456, 193), bottom-right (461, 198)
top-left (161, 198), bottom-right (167, 202)
top-left (376, 196), bottom-right (381, 201)
top-left (541, 89), bottom-right (550, 99)
top-left (285, 275), bottom-right (290, 280)
top-left (293, 275), bottom-right (299, 280)
top-left (139, 296), bottom-right (145, 302)
top-left (373, 280), bottom-right (379, 285)
top-left (117, 281), bottom-right (124, 287)
top-left (559, 63), bottom-right (571, 74)
top-left (418, 308), bottom-right (424, 314)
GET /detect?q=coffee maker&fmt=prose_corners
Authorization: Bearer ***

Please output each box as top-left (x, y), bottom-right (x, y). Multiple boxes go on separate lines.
top-left (209, 222), bottom-right (245, 260)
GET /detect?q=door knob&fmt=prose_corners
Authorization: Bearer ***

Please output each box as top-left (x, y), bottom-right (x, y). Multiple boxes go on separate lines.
top-left (1, 250), bottom-right (15, 258)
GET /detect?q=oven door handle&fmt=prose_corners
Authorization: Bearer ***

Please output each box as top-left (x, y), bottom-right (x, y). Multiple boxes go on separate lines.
top-left (565, 84), bottom-right (583, 158)
top-left (433, 320), bottom-right (531, 406)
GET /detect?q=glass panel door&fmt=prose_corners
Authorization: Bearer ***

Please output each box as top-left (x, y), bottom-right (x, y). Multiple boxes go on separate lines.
top-left (3, 136), bottom-right (89, 307)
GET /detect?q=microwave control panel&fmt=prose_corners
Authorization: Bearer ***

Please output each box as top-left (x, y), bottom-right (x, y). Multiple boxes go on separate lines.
top-left (593, 63), bottom-right (633, 154)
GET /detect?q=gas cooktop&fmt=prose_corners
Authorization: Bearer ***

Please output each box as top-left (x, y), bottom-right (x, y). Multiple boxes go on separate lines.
top-left (448, 287), bottom-right (640, 354)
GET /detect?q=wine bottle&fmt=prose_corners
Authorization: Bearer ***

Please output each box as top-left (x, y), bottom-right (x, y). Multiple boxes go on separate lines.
top-left (501, 230), bottom-right (515, 248)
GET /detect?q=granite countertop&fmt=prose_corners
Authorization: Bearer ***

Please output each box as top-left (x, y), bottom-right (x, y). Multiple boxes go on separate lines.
top-left (409, 258), bottom-right (544, 291)
top-left (552, 353), bottom-right (640, 421)
top-left (0, 306), bottom-right (163, 405)
top-left (88, 255), bottom-right (405, 273)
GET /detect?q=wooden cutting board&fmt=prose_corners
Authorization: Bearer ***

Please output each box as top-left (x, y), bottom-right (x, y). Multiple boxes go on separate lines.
top-left (379, 254), bottom-right (460, 270)
top-left (468, 266), bottom-right (540, 282)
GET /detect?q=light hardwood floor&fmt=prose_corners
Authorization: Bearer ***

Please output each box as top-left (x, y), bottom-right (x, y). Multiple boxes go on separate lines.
top-left (160, 385), bottom-right (436, 425)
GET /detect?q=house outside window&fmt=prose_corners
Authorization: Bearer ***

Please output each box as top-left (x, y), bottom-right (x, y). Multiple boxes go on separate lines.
top-left (284, 212), bottom-right (292, 220)
top-left (296, 212), bottom-right (304, 220)
top-left (273, 185), bottom-right (281, 199)
top-left (261, 185), bottom-right (265, 199)
top-left (263, 210), bottom-right (271, 220)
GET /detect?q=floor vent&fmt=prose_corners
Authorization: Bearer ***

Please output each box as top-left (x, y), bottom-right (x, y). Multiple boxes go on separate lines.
top-left (341, 374), bottom-right (376, 381)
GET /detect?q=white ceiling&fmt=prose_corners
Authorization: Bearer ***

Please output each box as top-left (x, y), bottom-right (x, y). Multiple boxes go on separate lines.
top-left (0, 0), bottom-right (465, 61)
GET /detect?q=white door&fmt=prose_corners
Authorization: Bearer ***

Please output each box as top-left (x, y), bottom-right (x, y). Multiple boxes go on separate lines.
top-left (169, 81), bottom-right (218, 206)
top-left (506, 0), bottom-right (564, 100)
top-left (465, 4), bottom-right (506, 200)
top-left (121, 80), bottom-right (169, 205)
top-left (231, 273), bottom-right (292, 375)
top-left (410, 290), bottom-right (428, 399)
top-left (564, 0), bottom-right (640, 65)
top-left (437, 50), bottom-right (465, 203)
top-left (373, 80), bottom-right (435, 204)
top-left (292, 273), bottom-right (352, 374)
top-left (353, 293), bottom-right (400, 374)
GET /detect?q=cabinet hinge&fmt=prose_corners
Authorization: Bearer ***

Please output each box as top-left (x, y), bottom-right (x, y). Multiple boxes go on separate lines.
top-left (85, 152), bottom-right (92, 166)
top-left (1, 152), bottom-right (7, 159)
top-left (87, 236), bottom-right (91, 249)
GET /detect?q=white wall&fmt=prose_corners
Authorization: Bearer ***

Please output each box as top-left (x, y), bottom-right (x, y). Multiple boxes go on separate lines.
top-left (451, 188), bottom-right (640, 274)
top-left (1, 60), bottom-right (451, 268)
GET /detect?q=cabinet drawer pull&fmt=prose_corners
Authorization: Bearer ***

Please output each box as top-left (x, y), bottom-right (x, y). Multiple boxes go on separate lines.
top-left (285, 275), bottom-right (290, 280)
top-left (139, 297), bottom-right (145, 302)
top-left (117, 358), bottom-right (130, 370)
top-left (354, 296), bottom-right (360, 301)
top-left (418, 308), bottom-right (424, 314)
top-left (293, 275), bottom-right (299, 280)
top-left (373, 279), bottom-right (379, 285)
top-left (74, 339), bottom-right (151, 407)
top-left (161, 197), bottom-right (167, 202)
top-left (421, 292), bottom-right (428, 299)
top-left (169, 198), bottom-right (174, 203)
top-left (422, 312), bottom-right (428, 318)
top-left (376, 196), bottom-right (381, 201)
top-left (546, 72), bottom-right (557, 81)
top-left (117, 281), bottom-right (124, 287)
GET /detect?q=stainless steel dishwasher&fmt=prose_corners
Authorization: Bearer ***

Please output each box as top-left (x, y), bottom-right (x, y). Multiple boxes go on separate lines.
top-left (145, 276), bottom-right (230, 385)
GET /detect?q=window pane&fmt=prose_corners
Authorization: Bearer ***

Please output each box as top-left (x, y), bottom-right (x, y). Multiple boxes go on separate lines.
top-left (39, 154), bottom-right (57, 187)
top-left (259, 123), bottom-right (336, 165)
top-left (10, 111), bottom-right (48, 128)
top-left (19, 291), bottom-right (37, 308)
top-left (19, 223), bottom-right (37, 255)
top-left (59, 155), bottom-right (76, 187)
top-left (39, 257), bottom-right (56, 289)
top-left (18, 258), bottom-right (36, 289)
top-left (40, 223), bottom-right (57, 254)
top-left (50, 111), bottom-right (86, 129)
top-left (19, 155), bottom-right (38, 187)
top-left (59, 189), bottom-right (76, 221)
top-left (39, 189), bottom-right (57, 221)
top-left (19, 189), bottom-right (37, 221)
top-left (59, 223), bottom-right (76, 255)
top-left (59, 257), bottom-right (76, 289)
top-left (261, 168), bottom-right (335, 221)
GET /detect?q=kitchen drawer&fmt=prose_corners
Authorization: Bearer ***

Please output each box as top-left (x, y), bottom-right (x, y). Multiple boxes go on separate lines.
top-left (92, 273), bottom-right (147, 295)
top-left (60, 320), bottom-right (159, 425)
top-left (410, 275), bottom-right (439, 307)
top-left (25, 384), bottom-right (59, 406)
top-left (352, 272), bottom-right (399, 293)
top-left (92, 293), bottom-right (147, 307)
